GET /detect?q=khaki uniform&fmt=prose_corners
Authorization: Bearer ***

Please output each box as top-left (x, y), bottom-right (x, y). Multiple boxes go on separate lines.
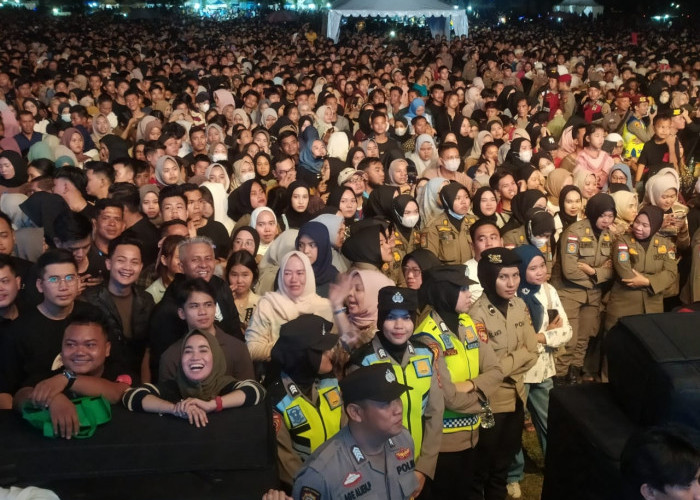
top-left (292, 426), bottom-right (418, 500)
top-left (467, 295), bottom-right (538, 414)
top-left (550, 219), bottom-right (614, 375)
top-left (387, 229), bottom-right (419, 287)
top-left (681, 227), bottom-right (700, 304)
top-left (420, 214), bottom-right (474, 265)
top-left (502, 225), bottom-right (555, 278)
top-left (605, 234), bottom-right (678, 330)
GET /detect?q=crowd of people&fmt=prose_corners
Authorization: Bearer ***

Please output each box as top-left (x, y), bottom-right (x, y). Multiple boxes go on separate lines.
top-left (0, 9), bottom-right (699, 500)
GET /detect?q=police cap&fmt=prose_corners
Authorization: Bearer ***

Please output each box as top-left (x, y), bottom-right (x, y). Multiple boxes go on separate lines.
top-left (479, 247), bottom-right (521, 270)
top-left (423, 265), bottom-right (477, 287)
top-left (340, 364), bottom-right (412, 405)
top-left (275, 314), bottom-right (337, 352)
top-left (377, 286), bottom-right (419, 314)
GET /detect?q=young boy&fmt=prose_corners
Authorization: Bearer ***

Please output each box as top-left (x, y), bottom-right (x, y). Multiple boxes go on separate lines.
top-left (635, 114), bottom-right (681, 184)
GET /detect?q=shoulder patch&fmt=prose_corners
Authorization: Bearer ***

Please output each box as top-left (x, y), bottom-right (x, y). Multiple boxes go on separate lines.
top-left (476, 322), bottom-right (489, 343)
top-left (300, 487), bottom-right (321, 500)
top-left (272, 412), bottom-right (283, 434)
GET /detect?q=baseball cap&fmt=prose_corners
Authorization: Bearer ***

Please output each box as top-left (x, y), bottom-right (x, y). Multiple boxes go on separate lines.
top-left (540, 135), bottom-right (558, 152)
top-left (338, 168), bottom-right (365, 186)
top-left (340, 364), bottom-right (412, 405)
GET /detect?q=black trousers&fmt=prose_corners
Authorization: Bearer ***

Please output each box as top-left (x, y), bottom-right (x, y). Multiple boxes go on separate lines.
top-left (469, 399), bottom-right (525, 500)
top-left (431, 447), bottom-right (476, 500)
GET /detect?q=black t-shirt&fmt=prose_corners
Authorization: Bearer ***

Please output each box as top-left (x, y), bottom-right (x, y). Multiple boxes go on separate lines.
top-left (123, 216), bottom-right (160, 267)
top-left (79, 203), bottom-right (98, 222)
top-left (639, 138), bottom-right (681, 180)
top-left (197, 219), bottom-right (231, 259)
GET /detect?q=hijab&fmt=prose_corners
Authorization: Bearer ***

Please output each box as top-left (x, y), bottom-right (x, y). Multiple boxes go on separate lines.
top-left (513, 245), bottom-right (546, 331)
top-left (299, 126), bottom-right (324, 175)
top-left (635, 205), bottom-right (665, 244)
top-left (201, 181), bottom-right (235, 234)
top-left (402, 248), bottom-right (441, 274)
top-left (327, 131), bottom-right (350, 162)
top-left (365, 185), bottom-right (398, 218)
top-left (206, 162), bottom-right (231, 193)
top-left (100, 134), bottom-right (129, 163)
top-left (468, 131), bottom-right (494, 160)
top-left (453, 116), bottom-right (475, 157)
top-left (584, 192), bottom-right (617, 236)
top-left (345, 146), bottom-right (365, 168)
top-left (404, 98), bottom-right (425, 120)
top-left (232, 109), bottom-right (251, 129)
top-left (296, 221), bottom-right (339, 286)
top-left (419, 177), bottom-right (448, 228)
top-left (409, 134), bottom-right (438, 176)
top-left (214, 89), bottom-right (236, 114)
top-left (477, 248), bottom-right (521, 316)
top-left (260, 108), bottom-right (278, 129)
top-left (315, 105), bottom-right (333, 136)
top-left (269, 251), bottom-right (328, 314)
top-left (612, 190), bottom-right (639, 223)
top-left (545, 168), bottom-right (573, 205)
top-left (420, 265), bottom-right (465, 334)
top-left (645, 167), bottom-right (679, 210)
top-left (27, 141), bottom-right (54, 163)
top-left (510, 189), bottom-right (547, 225)
top-left (387, 159), bottom-right (408, 187)
top-left (439, 181), bottom-right (469, 225)
top-left (283, 181), bottom-right (313, 229)
top-left (59, 127), bottom-right (89, 161)
top-left (228, 178), bottom-right (264, 221)
top-left (327, 185), bottom-right (357, 225)
top-left (391, 194), bottom-right (419, 239)
top-left (558, 185), bottom-right (582, 229)
top-left (472, 186), bottom-right (498, 222)
top-left (341, 224), bottom-right (383, 269)
top-left (154, 155), bottom-right (181, 188)
top-left (231, 225), bottom-right (261, 256)
top-left (312, 213), bottom-right (344, 249)
top-left (348, 269), bottom-right (394, 330)
top-left (176, 329), bottom-right (236, 400)
top-left (136, 116), bottom-right (161, 142)
top-left (0, 137), bottom-right (21, 155)
top-left (91, 113), bottom-right (112, 142)
top-left (607, 163), bottom-right (633, 192)
top-left (0, 151), bottom-right (28, 187)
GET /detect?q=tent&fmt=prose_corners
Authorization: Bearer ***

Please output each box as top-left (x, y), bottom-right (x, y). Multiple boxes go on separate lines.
top-left (326, 0), bottom-right (468, 43)
top-left (553, 0), bottom-right (604, 17)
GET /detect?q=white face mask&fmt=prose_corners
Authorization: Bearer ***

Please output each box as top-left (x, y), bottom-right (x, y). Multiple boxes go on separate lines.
top-left (530, 236), bottom-right (549, 249)
top-left (212, 153), bottom-right (228, 162)
top-left (401, 214), bottom-right (420, 228)
top-left (520, 150), bottom-right (533, 163)
top-left (540, 163), bottom-right (555, 177)
top-left (61, 113), bottom-right (71, 122)
top-left (394, 127), bottom-right (407, 137)
top-left (198, 103), bottom-right (210, 113)
top-left (443, 158), bottom-right (460, 172)
top-left (240, 171), bottom-right (256, 182)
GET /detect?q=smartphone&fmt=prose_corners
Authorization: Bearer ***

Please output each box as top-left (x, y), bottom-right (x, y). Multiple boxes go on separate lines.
top-left (547, 309), bottom-right (559, 324)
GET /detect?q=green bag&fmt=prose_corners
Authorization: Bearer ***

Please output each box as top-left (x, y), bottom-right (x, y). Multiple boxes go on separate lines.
top-left (22, 395), bottom-right (112, 438)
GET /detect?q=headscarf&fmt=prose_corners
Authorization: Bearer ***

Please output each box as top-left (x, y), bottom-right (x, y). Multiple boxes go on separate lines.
top-left (299, 126), bottom-right (324, 175)
top-left (573, 169), bottom-right (598, 199)
top-left (275, 251), bottom-right (321, 303)
top-left (100, 134), bottom-right (129, 163)
top-left (19, 192), bottom-right (70, 243)
top-left (404, 98), bottom-right (425, 120)
top-left (91, 113), bottom-right (113, 142)
top-left (387, 159), bottom-right (408, 187)
top-left (402, 248), bottom-right (441, 274)
top-left (283, 181), bottom-right (313, 229)
top-left (314, 105), bottom-right (333, 137)
top-left (468, 131), bottom-right (494, 160)
top-left (176, 329), bottom-right (236, 400)
top-left (201, 181), bottom-right (235, 234)
top-left (472, 186), bottom-right (498, 222)
top-left (420, 265), bottom-right (470, 333)
top-left (453, 116), bottom-right (475, 156)
top-left (214, 89), bottom-right (236, 114)
top-left (52, 145), bottom-right (78, 167)
top-left (635, 205), bottom-right (665, 243)
top-left (231, 225), bottom-right (261, 256)
top-left (231, 156), bottom-right (253, 191)
top-left (558, 185), bottom-right (582, 229)
top-left (226, 178), bottom-right (262, 221)
top-left (206, 162), bottom-right (231, 192)
top-left (59, 127), bottom-right (90, 161)
top-left (462, 86), bottom-right (484, 118)
top-left (361, 138), bottom-right (379, 156)
top-left (154, 155), bottom-right (181, 188)
top-left (477, 248), bottom-right (522, 314)
top-left (419, 177), bottom-right (448, 228)
top-left (341, 224), bottom-right (383, 268)
top-left (205, 123), bottom-right (226, 144)
top-left (545, 168), bottom-right (573, 205)
top-left (311, 213), bottom-right (344, 249)
top-left (136, 116), bottom-right (162, 142)
top-left (409, 134), bottom-right (438, 175)
top-left (345, 146), bottom-right (365, 168)
top-left (511, 189), bottom-right (547, 225)
top-left (525, 208), bottom-right (555, 241)
top-left (0, 151), bottom-right (28, 187)
top-left (391, 194), bottom-right (419, 237)
top-left (607, 163), bottom-right (633, 192)
top-left (296, 221), bottom-right (339, 287)
top-left (513, 245), bottom-right (546, 331)
top-left (232, 109), bottom-right (251, 129)
top-left (327, 131), bottom-right (350, 162)
top-left (27, 141), bottom-right (54, 163)
top-left (365, 185), bottom-right (398, 218)
top-left (612, 190), bottom-right (639, 223)
top-left (557, 126), bottom-right (577, 155)
top-left (347, 269), bottom-right (394, 330)
top-left (439, 181), bottom-right (469, 221)
top-left (584, 192), bottom-right (617, 234)
top-left (645, 167), bottom-right (679, 209)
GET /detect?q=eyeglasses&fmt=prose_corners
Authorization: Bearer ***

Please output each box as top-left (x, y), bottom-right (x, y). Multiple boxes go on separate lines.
top-left (402, 266), bottom-right (422, 276)
top-left (43, 274), bottom-right (78, 286)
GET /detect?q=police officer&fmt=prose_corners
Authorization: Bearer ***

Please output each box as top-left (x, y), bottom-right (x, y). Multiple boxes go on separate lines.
top-left (290, 364), bottom-right (419, 500)
top-left (467, 248), bottom-right (539, 500)
top-left (502, 208), bottom-right (556, 279)
top-left (622, 95), bottom-right (654, 162)
top-left (414, 265), bottom-right (503, 499)
top-left (606, 206), bottom-right (678, 330)
top-left (269, 315), bottom-right (345, 488)
top-left (421, 181), bottom-right (474, 264)
top-left (578, 81), bottom-right (607, 124)
top-left (550, 193), bottom-right (616, 384)
top-left (347, 286), bottom-right (444, 498)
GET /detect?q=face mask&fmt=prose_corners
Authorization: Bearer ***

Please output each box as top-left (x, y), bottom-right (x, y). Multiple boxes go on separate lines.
top-left (519, 150), bottom-right (533, 163)
top-left (61, 113), bottom-right (71, 122)
top-left (198, 103), bottom-right (210, 113)
top-left (443, 158), bottom-right (460, 172)
top-left (240, 172), bottom-right (256, 183)
top-left (394, 127), bottom-right (407, 137)
top-left (530, 236), bottom-right (549, 249)
top-left (659, 92), bottom-right (670, 104)
top-left (401, 214), bottom-right (420, 228)
top-left (212, 153), bottom-right (228, 162)
top-left (447, 208), bottom-right (465, 220)
top-left (540, 163), bottom-right (555, 177)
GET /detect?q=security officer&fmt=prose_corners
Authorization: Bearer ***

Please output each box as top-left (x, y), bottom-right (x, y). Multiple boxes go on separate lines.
top-left (269, 315), bottom-right (345, 488)
top-left (467, 247), bottom-right (538, 500)
top-left (347, 286), bottom-right (444, 498)
top-left (622, 95), bottom-right (654, 161)
top-left (421, 181), bottom-right (474, 264)
top-left (291, 364), bottom-right (419, 500)
top-left (537, 67), bottom-right (560, 120)
top-left (502, 208), bottom-right (556, 278)
top-left (414, 265), bottom-right (503, 499)
top-left (577, 81), bottom-right (607, 124)
top-left (606, 206), bottom-right (678, 330)
top-left (550, 193), bottom-right (616, 384)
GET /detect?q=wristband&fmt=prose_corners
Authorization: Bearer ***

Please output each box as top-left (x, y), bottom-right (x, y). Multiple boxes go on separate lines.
top-left (215, 396), bottom-right (223, 412)
top-left (333, 307), bottom-right (347, 315)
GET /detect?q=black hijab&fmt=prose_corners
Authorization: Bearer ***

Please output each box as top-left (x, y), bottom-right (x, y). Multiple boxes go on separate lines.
top-left (635, 205), bottom-right (665, 248)
top-left (0, 151), bottom-right (28, 187)
top-left (365, 185), bottom-right (398, 219)
top-left (283, 181), bottom-right (313, 230)
top-left (453, 115), bottom-right (475, 157)
top-left (558, 185), bottom-right (581, 229)
top-left (472, 186), bottom-right (498, 222)
top-left (584, 192), bottom-right (616, 236)
top-left (439, 181), bottom-right (469, 229)
top-left (500, 189), bottom-right (546, 235)
top-left (231, 225), bottom-right (260, 256)
top-left (420, 265), bottom-right (468, 334)
top-left (391, 194), bottom-right (419, 240)
top-left (100, 134), bottom-right (129, 163)
top-left (345, 146), bottom-right (365, 168)
top-left (478, 247), bottom-right (521, 317)
top-left (327, 185), bottom-right (357, 225)
top-left (296, 221), bottom-right (339, 286)
top-left (341, 224), bottom-right (383, 269)
top-left (227, 178), bottom-right (264, 221)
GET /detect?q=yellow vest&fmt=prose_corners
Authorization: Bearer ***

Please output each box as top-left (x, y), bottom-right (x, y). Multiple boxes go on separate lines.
top-left (414, 312), bottom-right (481, 432)
top-left (622, 115), bottom-right (646, 159)
top-left (275, 376), bottom-right (343, 460)
top-left (359, 340), bottom-right (434, 458)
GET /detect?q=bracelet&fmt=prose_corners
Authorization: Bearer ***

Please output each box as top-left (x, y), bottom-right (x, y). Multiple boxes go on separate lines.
top-left (333, 307), bottom-right (347, 315)
top-left (215, 396), bottom-right (223, 412)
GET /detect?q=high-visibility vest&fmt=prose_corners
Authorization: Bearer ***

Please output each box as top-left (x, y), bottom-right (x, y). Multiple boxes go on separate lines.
top-left (622, 115), bottom-right (646, 159)
top-left (415, 312), bottom-right (481, 432)
top-left (359, 340), bottom-right (434, 458)
top-left (275, 375), bottom-right (343, 460)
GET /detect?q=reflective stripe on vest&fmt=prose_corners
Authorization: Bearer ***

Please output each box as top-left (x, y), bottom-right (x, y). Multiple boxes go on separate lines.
top-left (275, 377), bottom-right (343, 460)
top-left (622, 116), bottom-right (646, 159)
top-left (414, 312), bottom-right (481, 433)
top-left (360, 341), bottom-right (433, 458)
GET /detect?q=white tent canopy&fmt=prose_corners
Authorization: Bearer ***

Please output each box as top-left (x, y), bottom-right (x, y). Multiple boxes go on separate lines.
top-left (326, 0), bottom-right (468, 43)
top-left (553, 0), bottom-right (604, 17)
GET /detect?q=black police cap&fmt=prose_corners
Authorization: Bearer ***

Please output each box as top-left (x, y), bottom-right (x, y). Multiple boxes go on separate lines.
top-left (423, 264), bottom-right (477, 287)
top-left (276, 314), bottom-right (337, 352)
top-left (479, 247), bottom-right (522, 269)
top-left (340, 364), bottom-right (412, 405)
top-left (377, 286), bottom-right (419, 314)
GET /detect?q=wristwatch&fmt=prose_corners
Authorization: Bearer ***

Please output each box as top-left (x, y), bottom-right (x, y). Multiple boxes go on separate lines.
top-left (62, 369), bottom-right (77, 390)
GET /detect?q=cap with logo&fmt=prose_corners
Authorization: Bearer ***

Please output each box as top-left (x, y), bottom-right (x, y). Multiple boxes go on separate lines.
top-left (539, 135), bottom-right (558, 152)
top-left (377, 286), bottom-right (419, 314)
top-left (340, 364), bottom-right (412, 404)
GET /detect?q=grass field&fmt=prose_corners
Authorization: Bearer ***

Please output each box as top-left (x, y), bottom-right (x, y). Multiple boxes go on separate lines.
top-left (515, 428), bottom-right (545, 500)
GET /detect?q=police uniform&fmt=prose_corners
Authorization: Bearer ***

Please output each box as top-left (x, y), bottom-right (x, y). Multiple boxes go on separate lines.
top-left (622, 112), bottom-right (652, 159)
top-left (550, 219), bottom-right (613, 376)
top-left (271, 374), bottom-right (345, 485)
top-left (502, 226), bottom-right (554, 278)
top-left (386, 229), bottom-right (419, 287)
top-left (292, 365), bottom-right (419, 500)
top-left (579, 97), bottom-right (605, 124)
top-left (420, 214), bottom-right (474, 265)
top-left (605, 233), bottom-right (678, 330)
